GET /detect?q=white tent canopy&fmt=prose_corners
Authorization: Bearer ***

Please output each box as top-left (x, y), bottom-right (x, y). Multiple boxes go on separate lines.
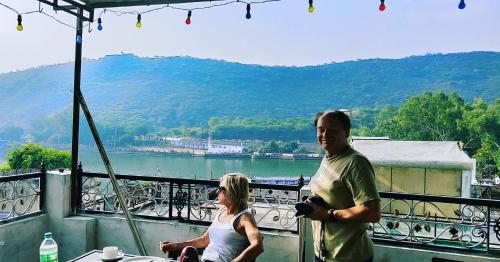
top-left (352, 140), bottom-right (475, 170)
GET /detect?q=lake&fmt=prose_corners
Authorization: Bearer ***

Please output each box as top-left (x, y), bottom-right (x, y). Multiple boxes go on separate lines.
top-left (77, 151), bottom-right (320, 179)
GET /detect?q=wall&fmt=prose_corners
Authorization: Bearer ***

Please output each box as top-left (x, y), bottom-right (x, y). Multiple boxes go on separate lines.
top-left (93, 215), bottom-right (299, 262)
top-left (373, 166), bottom-right (465, 217)
top-left (0, 214), bottom-right (48, 261)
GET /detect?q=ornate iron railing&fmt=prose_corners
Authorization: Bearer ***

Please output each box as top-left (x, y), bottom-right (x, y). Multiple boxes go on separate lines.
top-left (372, 192), bottom-right (500, 253)
top-left (78, 171), bottom-right (303, 233)
top-left (0, 168), bottom-right (45, 223)
top-left (0, 168), bottom-right (40, 177)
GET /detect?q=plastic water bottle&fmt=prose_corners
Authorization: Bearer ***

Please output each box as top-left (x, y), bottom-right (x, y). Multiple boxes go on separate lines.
top-left (40, 232), bottom-right (58, 262)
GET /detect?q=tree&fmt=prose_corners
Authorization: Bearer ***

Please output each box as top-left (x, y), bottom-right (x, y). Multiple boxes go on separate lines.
top-left (258, 141), bottom-right (281, 154)
top-left (282, 141), bottom-right (299, 153)
top-left (374, 92), bottom-right (466, 141)
top-left (6, 144), bottom-right (71, 171)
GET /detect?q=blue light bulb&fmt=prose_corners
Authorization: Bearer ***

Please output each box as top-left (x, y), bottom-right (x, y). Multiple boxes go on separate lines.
top-left (97, 18), bottom-right (103, 31)
top-left (246, 4), bottom-right (251, 19)
top-left (458, 0), bottom-right (466, 9)
top-left (76, 35), bottom-right (82, 44)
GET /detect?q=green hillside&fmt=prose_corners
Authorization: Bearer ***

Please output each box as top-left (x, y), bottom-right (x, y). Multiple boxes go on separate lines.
top-left (0, 51), bottom-right (499, 129)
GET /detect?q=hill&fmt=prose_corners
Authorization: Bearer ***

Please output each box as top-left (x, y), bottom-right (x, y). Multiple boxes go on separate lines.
top-left (0, 51), bottom-right (499, 129)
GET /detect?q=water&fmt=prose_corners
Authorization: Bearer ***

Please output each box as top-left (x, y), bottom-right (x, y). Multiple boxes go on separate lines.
top-left (78, 150), bottom-right (320, 179)
top-left (40, 232), bottom-right (58, 262)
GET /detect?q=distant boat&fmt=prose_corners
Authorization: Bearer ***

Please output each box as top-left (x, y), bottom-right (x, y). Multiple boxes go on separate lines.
top-left (250, 176), bottom-right (311, 186)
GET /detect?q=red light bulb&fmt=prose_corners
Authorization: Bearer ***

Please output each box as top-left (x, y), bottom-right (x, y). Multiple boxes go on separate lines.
top-left (185, 10), bottom-right (192, 25)
top-left (379, 4), bottom-right (385, 11)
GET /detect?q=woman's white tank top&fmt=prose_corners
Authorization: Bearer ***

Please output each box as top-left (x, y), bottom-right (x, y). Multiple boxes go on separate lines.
top-left (201, 208), bottom-right (250, 262)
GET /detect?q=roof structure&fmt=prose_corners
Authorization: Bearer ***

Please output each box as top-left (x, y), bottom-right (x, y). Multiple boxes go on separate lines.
top-left (44, 0), bottom-right (215, 8)
top-left (38, 0), bottom-right (220, 21)
top-left (352, 140), bottom-right (475, 170)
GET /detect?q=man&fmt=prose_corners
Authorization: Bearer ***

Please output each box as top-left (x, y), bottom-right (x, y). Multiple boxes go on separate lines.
top-left (305, 111), bottom-right (381, 262)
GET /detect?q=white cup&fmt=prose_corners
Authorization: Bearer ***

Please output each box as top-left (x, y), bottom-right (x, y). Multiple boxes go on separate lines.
top-left (102, 246), bottom-right (120, 259)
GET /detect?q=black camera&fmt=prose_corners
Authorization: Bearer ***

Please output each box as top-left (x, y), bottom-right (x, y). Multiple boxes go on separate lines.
top-left (294, 195), bottom-right (328, 217)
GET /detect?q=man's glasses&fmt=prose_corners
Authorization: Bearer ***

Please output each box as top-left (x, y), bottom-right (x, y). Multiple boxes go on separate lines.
top-left (216, 186), bottom-right (226, 194)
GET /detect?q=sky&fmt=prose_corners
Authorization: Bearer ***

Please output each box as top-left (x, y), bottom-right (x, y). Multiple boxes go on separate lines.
top-left (0, 0), bottom-right (500, 74)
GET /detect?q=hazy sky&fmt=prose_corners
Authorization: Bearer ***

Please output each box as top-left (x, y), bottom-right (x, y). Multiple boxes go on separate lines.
top-left (0, 0), bottom-right (499, 74)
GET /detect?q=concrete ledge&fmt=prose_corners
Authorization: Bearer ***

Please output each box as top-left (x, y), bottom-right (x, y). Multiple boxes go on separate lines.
top-left (0, 214), bottom-right (48, 261)
top-left (83, 214), bottom-right (298, 262)
top-left (60, 216), bottom-right (97, 261)
top-left (374, 243), bottom-right (500, 262)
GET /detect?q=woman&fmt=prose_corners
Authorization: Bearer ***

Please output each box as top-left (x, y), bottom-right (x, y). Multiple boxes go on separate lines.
top-left (160, 173), bottom-right (264, 262)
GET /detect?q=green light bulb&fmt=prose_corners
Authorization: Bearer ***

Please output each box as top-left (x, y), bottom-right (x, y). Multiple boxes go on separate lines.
top-left (308, 6), bottom-right (315, 13)
top-left (17, 24), bottom-right (23, 31)
top-left (136, 22), bottom-right (142, 28)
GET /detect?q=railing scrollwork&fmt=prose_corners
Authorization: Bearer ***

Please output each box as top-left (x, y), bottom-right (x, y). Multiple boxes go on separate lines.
top-left (78, 172), bottom-right (302, 233)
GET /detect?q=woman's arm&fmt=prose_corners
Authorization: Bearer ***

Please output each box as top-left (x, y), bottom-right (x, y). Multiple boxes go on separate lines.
top-left (232, 213), bottom-right (264, 262)
top-left (160, 230), bottom-right (210, 253)
top-left (306, 199), bottom-right (381, 223)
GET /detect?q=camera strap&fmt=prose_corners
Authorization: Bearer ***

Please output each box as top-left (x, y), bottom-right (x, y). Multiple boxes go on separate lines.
top-left (320, 220), bottom-right (328, 259)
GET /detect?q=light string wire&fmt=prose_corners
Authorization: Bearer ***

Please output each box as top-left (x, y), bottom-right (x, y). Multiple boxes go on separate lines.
top-left (1, 2), bottom-right (77, 30)
top-left (1, 0), bottom-right (282, 32)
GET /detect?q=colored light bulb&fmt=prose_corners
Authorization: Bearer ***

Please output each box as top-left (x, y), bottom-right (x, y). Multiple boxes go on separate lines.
top-left (17, 14), bottom-right (23, 31)
top-left (308, 0), bottom-right (314, 13)
top-left (186, 10), bottom-right (192, 25)
top-left (76, 35), bottom-right (82, 44)
top-left (458, 0), bottom-right (466, 9)
top-left (136, 14), bottom-right (142, 28)
top-left (246, 4), bottom-right (251, 19)
top-left (379, 0), bottom-right (385, 11)
top-left (97, 18), bottom-right (103, 31)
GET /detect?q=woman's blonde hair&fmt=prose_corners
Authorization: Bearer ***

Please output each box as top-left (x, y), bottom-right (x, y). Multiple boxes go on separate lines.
top-left (221, 173), bottom-right (250, 212)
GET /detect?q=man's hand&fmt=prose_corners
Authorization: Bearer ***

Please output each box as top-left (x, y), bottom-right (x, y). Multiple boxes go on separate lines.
top-left (304, 199), bottom-right (329, 221)
top-left (159, 240), bottom-right (176, 253)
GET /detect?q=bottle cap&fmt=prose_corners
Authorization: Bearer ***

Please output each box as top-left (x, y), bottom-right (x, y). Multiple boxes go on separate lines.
top-left (44, 232), bottom-right (52, 239)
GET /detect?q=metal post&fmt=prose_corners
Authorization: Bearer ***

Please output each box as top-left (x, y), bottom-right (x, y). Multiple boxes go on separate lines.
top-left (70, 7), bottom-right (83, 214)
top-left (76, 162), bottom-right (83, 211)
top-left (77, 89), bottom-right (147, 256)
top-left (39, 162), bottom-right (46, 211)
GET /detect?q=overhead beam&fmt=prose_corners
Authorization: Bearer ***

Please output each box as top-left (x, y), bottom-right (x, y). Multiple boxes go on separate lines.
top-left (87, 0), bottom-right (222, 9)
top-left (38, 0), bottom-right (94, 22)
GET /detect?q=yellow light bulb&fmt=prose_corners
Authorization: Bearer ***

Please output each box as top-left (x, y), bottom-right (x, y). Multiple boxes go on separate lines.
top-left (308, 6), bottom-right (315, 13)
top-left (136, 22), bottom-right (142, 28)
top-left (17, 24), bottom-right (23, 31)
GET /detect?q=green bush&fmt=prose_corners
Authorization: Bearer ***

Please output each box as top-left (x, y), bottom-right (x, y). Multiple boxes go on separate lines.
top-left (6, 143), bottom-right (71, 171)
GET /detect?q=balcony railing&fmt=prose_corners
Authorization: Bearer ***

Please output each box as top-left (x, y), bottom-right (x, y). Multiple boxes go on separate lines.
top-left (77, 171), bottom-right (303, 233)
top-left (373, 192), bottom-right (500, 254)
top-left (0, 167), bottom-right (45, 224)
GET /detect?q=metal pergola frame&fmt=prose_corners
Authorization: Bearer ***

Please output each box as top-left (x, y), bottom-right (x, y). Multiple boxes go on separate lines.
top-left (36, 0), bottom-right (222, 256)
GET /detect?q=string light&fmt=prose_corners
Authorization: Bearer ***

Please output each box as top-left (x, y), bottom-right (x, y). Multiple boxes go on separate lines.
top-left (458, 0), bottom-right (466, 9)
top-left (0, 0), bottom-right (470, 33)
top-left (379, 0), bottom-right (386, 12)
top-left (76, 35), bottom-right (82, 44)
top-left (97, 17), bottom-right (103, 31)
top-left (246, 4), bottom-right (251, 19)
top-left (17, 14), bottom-right (23, 31)
top-left (185, 10), bottom-right (192, 25)
top-left (136, 13), bottom-right (142, 28)
top-left (308, 0), bottom-right (314, 13)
